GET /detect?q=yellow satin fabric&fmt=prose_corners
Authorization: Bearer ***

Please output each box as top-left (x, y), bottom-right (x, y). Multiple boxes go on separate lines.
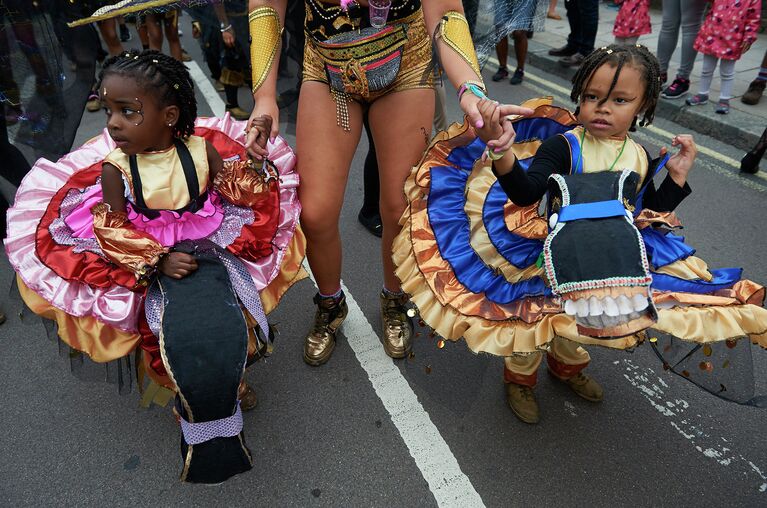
top-left (104, 135), bottom-right (209, 210)
top-left (569, 126), bottom-right (648, 183)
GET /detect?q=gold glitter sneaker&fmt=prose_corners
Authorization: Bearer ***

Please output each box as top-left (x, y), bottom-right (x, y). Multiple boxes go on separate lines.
top-left (379, 290), bottom-right (414, 359)
top-left (303, 292), bottom-right (348, 366)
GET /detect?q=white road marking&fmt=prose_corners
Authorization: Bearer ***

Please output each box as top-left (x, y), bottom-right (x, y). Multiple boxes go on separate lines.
top-left (187, 60), bottom-right (226, 116)
top-left (616, 358), bottom-right (767, 492)
top-left (188, 60), bottom-right (485, 507)
top-left (487, 55), bottom-right (767, 184)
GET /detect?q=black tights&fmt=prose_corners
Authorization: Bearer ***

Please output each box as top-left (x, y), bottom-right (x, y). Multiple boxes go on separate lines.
top-left (361, 113), bottom-right (380, 217)
top-left (0, 113), bottom-right (31, 235)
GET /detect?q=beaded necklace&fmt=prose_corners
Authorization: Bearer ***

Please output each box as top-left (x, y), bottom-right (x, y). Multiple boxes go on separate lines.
top-left (575, 128), bottom-right (628, 174)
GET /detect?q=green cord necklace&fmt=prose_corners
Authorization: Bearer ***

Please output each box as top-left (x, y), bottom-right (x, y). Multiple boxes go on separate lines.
top-left (575, 127), bottom-right (628, 173)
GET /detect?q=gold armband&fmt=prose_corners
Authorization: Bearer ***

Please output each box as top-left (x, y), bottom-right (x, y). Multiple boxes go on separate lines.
top-left (249, 6), bottom-right (283, 95)
top-left (438, 11), bottom-right (484, 86)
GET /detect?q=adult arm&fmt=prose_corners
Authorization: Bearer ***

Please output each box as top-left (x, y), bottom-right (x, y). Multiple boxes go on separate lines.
top-left (245, 0), bottom-right (286, 153)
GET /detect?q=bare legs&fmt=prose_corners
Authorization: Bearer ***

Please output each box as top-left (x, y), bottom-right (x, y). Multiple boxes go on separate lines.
top-left (296, 82), bottom-right (434, 293)
top-left (368, 88), bottom-right (434, 290)
top-left (296, 82), bottom-right (363, 294)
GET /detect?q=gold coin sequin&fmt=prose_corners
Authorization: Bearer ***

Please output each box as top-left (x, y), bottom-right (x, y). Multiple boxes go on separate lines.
top-left (703, 345), bottom-right (713, 357)
top-left (437, 340), bottom-right (445, 349)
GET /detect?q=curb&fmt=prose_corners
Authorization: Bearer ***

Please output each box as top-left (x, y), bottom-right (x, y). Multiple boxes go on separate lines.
top-left (524, 42), bottom-right (766, 154)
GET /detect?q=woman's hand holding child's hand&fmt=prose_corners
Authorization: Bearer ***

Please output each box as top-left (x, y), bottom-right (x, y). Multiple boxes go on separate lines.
top-left (245, 113), bottom-right (274, 161)
top-left (660, 134), bottom-right (696, 188)
top-left (475, 98), bottom-right (503, 156)
top-left (158, 252), bottom-right (198, 279)
top-left (474, 98), bottom-right (517, 174)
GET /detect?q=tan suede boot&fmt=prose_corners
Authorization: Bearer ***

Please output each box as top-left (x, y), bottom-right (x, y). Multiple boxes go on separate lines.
top-left (550, 370), bottom-right (604, 402)
top-left (505, 382), bottom-right (540, 424)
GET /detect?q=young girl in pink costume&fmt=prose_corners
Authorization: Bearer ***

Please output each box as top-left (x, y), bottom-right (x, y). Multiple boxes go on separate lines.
top-left (686, 0), bottom-right (761, 114)
top-left (613, 0), bottom-right (652, 45)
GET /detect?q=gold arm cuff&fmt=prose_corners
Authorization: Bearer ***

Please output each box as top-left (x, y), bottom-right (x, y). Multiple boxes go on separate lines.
top-left (249, 6), bottom-right (283, 95)
top-left (439, 11), bottom-right (484, 85)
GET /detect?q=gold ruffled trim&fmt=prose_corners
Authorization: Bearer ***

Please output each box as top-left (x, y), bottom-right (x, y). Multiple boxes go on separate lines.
top-left (464, 162), bottom-right (544, 283)
top-left (655, 255), bottom-right (714, 282)
top-left (395, 118), bottom-right (558, 324)
top-left (393, 106), bottom-right (767, 356)
top-left (17, 276), bottom-right (142, 362)
top-left (260, 227), bottom-right (308, 314)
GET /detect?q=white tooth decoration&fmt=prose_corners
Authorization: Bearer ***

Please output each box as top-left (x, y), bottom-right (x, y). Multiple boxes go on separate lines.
top-left (549, 213), bottom-right (559, 230)
top-left (603, 296), bottom-right (619, 316)
top-left (588, 296), bottom-right (602, 316)
top-left (632, 293), bottom-right (649, 311)
top-left (617, 295), bottom-right (633, 315)
top-left (564, 299), bottom-right (577, 315)
top-left (576, 298), bottom-right (590, 317)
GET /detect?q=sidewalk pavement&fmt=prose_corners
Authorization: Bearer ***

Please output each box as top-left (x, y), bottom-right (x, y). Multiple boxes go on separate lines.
top-left (512, 3), bottom-right (767, 153)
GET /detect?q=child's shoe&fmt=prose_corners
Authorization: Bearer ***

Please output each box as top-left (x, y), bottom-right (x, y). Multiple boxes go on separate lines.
top-left (715, 99), bottom-right (730, 115)
top-left (685, 93), bottom-right (708, 106)
top-left (86, 92), bottom-right (101, 112)
top-left (492, 66), bottom-right (509, 82)
top-left (506, 382), bottom-right (539, 424)
top-left (380, 290), bottom-right (414, 358)
top-left (304, 292), bottom-right (348, 366)
top-left (238, 381), bottom-right (258, 411)
top-left (509, 68), bottom-right (524, 85)
top-left (549, 370), bottom-right (604, 402)
top-left (661, 76), bottom-right (690, 99)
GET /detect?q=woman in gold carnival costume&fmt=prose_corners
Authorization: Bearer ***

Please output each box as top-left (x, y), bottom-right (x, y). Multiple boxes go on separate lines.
top-left (245, 0), bottom-right (531, 365)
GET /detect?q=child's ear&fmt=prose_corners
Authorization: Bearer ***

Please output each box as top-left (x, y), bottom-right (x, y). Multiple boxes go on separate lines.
top-left (163, 105), bottom-right (180, 127)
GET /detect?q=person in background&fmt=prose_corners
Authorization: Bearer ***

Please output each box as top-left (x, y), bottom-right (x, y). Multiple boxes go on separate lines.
top-left (548, 0), bottom-right (599, 67)
top-left (613, 0), bottom-right (651, 45)
top-left (547, 0), bottom-right (561, 19)
top-left (118, 15), bottom-right (131, 42)
top-left (684, 0), bottom-right (760, 115)
top-left (656, 0), bottom-right (707, 99)
top-left (741, 125), bottom-right (767, 174)
top-left (741, 48), bottom-right (767, 106)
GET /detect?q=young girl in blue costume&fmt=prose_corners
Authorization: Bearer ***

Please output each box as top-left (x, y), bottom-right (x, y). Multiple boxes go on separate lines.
top-left (393, 44), bottom-right (767, 424)
top-left (6, 50), bottom-right (305, 482)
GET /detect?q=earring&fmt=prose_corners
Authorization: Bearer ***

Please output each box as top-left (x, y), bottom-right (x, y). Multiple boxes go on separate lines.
top-left (167, 123), bottom-right (173, 127)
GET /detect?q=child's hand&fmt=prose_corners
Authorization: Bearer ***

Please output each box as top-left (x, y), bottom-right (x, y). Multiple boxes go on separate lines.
top-left (660, 134), bottom-right (696, 187)
top-left (475, 98), bottom-right (504, 160)
top-left (158, 252), bottom-right (198, 279)
top-left (246, 113), bottom-right (274, 161)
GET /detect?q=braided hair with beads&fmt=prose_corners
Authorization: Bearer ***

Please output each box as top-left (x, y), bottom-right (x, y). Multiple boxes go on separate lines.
top-left (97, 49), bottom-right (197, 139)
top-left (570, 44), bottom-right (661, 129)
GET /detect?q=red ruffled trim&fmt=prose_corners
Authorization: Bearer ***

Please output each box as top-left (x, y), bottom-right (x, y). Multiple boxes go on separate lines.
top-left (36, 163), bottom-right (137, 291)
top-left (196, 126), bottom-right (281, 261)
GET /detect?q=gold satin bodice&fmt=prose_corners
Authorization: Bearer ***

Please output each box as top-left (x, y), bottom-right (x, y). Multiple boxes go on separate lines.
top-left (104, 135), bottom-right (209, 210)
top-left (569, 126), bottom-right (648, 185)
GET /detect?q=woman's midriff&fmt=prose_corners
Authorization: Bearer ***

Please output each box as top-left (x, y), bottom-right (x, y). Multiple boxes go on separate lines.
top-left (303, 9), bottom-right (434, 103)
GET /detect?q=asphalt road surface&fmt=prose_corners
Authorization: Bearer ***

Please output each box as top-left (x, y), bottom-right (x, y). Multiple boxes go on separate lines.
top-left (1, 16), bottom-right (766, 507)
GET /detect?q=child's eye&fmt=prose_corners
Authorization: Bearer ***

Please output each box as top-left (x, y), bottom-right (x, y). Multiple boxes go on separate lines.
top-left (102, 107), bottom-right (112, 116)
top-left (614, 97), bottom-right (628, 104)
top-left (122, 108), bottom-right (138, 116)
top-left (583, 94), bottom-right (598, 101)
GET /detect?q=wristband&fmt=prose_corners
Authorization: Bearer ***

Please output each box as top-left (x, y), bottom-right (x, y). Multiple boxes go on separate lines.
top-left (457, 80), bottom-right (487, 101)
top-left (485, 147), bottom-right (507, 161)
top-left (220, 23), bottom-right (232, 33)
